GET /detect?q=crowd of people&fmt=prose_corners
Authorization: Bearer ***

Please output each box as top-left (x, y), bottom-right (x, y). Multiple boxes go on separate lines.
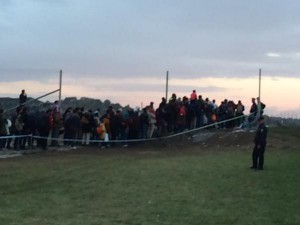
top-left (0, 89), bottom-right (265, 150)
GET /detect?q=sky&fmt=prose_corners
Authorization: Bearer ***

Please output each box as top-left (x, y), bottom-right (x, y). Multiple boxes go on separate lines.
top-left (1, 0), bottom-right (300, 116)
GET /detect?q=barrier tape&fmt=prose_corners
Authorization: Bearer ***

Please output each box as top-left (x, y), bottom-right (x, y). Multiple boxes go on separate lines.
top-left (0, 134), bottom-right (33, 140)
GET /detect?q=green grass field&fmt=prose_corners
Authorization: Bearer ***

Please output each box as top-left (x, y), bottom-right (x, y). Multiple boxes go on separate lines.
top-left (0, 127), bottom-right (299, 225)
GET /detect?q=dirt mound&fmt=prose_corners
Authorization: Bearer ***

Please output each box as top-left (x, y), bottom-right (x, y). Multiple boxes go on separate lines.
top-left (127, 129), bottom-right (255, 152)
top-left (203, 130), bottom-right (254, 147)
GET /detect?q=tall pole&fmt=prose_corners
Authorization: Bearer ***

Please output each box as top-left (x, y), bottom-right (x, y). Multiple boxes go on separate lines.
top-left (59, 69), bottom-right (62, 102)
top-left (256, 68), bottom-right (262, 120)
top-left (165, 71), bottom-right (169, 101)
top-left (258, 68), bottom-right (261, 100)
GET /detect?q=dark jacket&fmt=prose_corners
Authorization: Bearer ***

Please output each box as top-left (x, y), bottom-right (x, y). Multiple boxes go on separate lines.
top-left (254, 123), bottom-right (267, 146)
top-left (0, 114), bottom-right (7, 135)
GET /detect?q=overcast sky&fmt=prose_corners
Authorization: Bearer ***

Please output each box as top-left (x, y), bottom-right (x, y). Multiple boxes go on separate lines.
top-left (1, 0), bottom-right (300, 114)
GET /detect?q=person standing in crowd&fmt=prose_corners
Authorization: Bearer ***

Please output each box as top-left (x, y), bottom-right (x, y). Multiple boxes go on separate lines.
top-left (12, 107), bottom-right (22, 150)
top-left (19, 89), bottom-right (27, 105)
top-left (50, 108), bottom-right (63, 148)
top-left (81, 111), bottom-right (93, 146)
top-left (190, 90), bottom-right (197, 102)
top-left (196, 95), bottom-right (205, 128)
top-left (0, 109), bottom-right (8, 150)
top-left (139, 107), bottom-right (149, 139)
top-left (235, 100), bottom-right (245, 126)
top-left (249, 97), bottom-right (257, 123)
top-left (250, 116), bottom-right (268, 170)
top-left (167, 93), bottom-right (178, 132)
top-left (52, 100), bottom-right (61, 113)
top-left (176, 101), bottom-right (187, 132)
top-left (158, 97), bottom-right (168, 136)
top-left (19, 107), bottom-right (29, 150)
top-left (37, 110), bottom-right (52, 150)
top-left (256, 97), bottom-right (266, 116)
top-left (65, 108), bottom-right (81, 149)
top-left (147, 102), bottom-right (156, 138)
top-left (5, 118), bottom-right (12, 149)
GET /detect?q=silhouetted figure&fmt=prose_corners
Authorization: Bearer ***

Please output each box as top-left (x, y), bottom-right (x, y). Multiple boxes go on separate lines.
top-left (19, 89), bottom-right (27, 105)
top-left (250, 116), bottom-right (268, 170)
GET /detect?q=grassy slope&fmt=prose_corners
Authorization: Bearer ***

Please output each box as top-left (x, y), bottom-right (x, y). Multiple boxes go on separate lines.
top-left (0, 127), bottom-right (299, 225)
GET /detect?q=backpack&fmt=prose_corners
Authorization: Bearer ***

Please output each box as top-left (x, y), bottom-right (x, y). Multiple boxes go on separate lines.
top-left (81, 116), bottom-right (89, 124)
top-left (179, 105), bottom-right (186, 116)
top-left (236, 104), bottom-right (244, 114)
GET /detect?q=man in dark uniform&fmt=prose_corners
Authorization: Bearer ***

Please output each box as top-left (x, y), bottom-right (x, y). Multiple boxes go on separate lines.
top-left (250, 116), bottom-right (268, 170)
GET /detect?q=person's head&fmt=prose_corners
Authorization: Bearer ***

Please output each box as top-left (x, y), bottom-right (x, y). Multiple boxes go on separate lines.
top-left (46, 109), bottom-right (53, 115)
top-left (66, 107), bottom-right (72, 113)
top-left (252, 97), bottom-right (256, 103)
top-left (94, 111), bottom-right (99, 117)
top-left (21, 89), bottom-right (25, 94)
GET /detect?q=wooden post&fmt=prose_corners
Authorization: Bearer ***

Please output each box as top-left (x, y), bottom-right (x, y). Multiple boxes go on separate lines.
top-left (258, 68), bottom-right (261, 100)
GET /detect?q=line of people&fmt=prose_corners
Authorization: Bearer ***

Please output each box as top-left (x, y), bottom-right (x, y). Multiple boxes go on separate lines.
top-left (0, 90), bottom-right (265, 150)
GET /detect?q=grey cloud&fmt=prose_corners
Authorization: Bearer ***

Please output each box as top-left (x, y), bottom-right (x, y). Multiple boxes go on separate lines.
top-left (0, 0), bottom-right (13, 9)
top-left (1, 0), bottom-right (300, 81)
top-left (88, 82), bottom-right (166, 93)
top-left (29, 0), bottom-right (68, 5)
top-left (0, 68), bottom-right (60, 82)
